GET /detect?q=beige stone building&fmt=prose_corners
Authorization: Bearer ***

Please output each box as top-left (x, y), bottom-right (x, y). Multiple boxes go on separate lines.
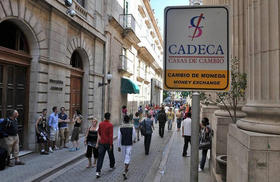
top-left (105, 0), bottom-right (163, 124)
top-left (202, 0), bottom-right (280, 182)
top-left (0, 0), bottom-right (162, 152)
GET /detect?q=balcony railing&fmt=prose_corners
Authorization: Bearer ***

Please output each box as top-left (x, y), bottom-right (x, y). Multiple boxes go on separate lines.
top-left (119, 14), bottom-right (136, 32)
top-left (119, 55), bottom-right (133, 75)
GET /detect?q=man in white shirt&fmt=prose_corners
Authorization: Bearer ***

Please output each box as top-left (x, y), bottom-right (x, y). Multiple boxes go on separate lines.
top-left (182, 112), bottom-right (192, 157)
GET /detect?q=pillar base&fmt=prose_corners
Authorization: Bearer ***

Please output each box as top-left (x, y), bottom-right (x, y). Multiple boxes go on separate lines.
top-left (227, 124), bottom-right (280, 182)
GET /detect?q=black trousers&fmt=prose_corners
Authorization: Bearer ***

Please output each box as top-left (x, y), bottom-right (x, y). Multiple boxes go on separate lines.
top-left (200, 149), bottom-right (208, 170)
top-left (86, 145), bottom-right (98, 159)
top-left (96, 144), bottom-right (115, 172)
top-left (183, 136), bottom-right (191, 156)
top-left (159, 123), bottom-right (165, 137)
top-left (144, 134), bottom-right (152, 154)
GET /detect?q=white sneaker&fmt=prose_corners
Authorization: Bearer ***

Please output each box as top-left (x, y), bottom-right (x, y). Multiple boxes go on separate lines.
top-left (198, 167), bottom-right (203, 172)
top-left (96, 172), bottom-right (101, 178)
top-left (49, 147), bottom-right (53, 153)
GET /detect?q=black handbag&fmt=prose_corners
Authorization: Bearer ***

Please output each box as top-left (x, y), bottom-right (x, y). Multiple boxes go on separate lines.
top-left (140, 119), bottom-right (146, 136)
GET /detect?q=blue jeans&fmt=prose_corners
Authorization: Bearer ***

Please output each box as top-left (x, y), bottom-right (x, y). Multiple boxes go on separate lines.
top-left (168, 120), bottom-right (173, 130)
top-left (200, 149), bottom-right (208, 170)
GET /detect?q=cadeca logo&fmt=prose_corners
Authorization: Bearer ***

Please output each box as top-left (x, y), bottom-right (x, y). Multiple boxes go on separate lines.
top-left (188, 13), bottom-right (205, 41)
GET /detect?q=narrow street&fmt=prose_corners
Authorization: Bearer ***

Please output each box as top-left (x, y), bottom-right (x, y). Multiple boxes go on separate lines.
top-left (41, 125), bottom-right (173, 182)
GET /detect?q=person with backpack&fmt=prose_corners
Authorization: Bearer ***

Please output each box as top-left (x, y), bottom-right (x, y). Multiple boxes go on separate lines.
top-left (157, 107), bottom-right (167, 138)
top-left (1, 110), bottom-right (25, 166)
top-left (118, 115), bottom-right (136, 180)
top-left (141, 113), bottom-right (154, 155)
top-left (199, 117), bottom-right (212, 172)
top-left (35, 109), bottom-right (50, 155)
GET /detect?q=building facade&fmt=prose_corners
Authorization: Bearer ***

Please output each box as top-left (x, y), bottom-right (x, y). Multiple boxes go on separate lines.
top-left (203, 0), bottom-right (280, 182)
top-left (0, 0), bottom-right (162, 151)
top-left (105, 0), bottom-right (163, 124)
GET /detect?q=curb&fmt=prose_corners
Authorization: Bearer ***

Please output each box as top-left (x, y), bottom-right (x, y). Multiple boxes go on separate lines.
top-left (25, 135), bottom-right (118, 182)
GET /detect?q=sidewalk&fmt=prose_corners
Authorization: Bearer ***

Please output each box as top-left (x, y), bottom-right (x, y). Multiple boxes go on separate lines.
top-left (0, 126), bottom-right (119, 182)
top-left (156, 130), bottom-right (211, 182)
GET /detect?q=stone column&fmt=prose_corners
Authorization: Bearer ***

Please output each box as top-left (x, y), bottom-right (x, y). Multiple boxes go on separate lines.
top-left (236, 0), bottom-right (280, 134)
top-left (227, 0), bottom-right (280, 182)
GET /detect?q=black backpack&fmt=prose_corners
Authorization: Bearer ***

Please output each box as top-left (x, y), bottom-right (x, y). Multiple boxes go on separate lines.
top-left (157, 111), bottom-right (166, 123)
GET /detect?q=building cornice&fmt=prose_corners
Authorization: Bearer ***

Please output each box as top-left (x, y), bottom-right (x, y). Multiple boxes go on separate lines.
top-left (143, 0), bottom-right (163, 47)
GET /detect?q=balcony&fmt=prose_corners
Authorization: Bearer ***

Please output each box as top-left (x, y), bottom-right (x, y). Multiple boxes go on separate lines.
top-left (119, 14), bottom-right (140, 45)
top-left (118, 55), bottom-right (133, 76)
top-left (144, 73), bottom-right (151, 84)
top-left (137, 68), bottom-right (145, 82)
top-left (74, 1), bottom-right (87, 19)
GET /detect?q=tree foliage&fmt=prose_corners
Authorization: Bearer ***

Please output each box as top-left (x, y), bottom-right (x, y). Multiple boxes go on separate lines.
top-left (201, 57), bottom-right (247, 123)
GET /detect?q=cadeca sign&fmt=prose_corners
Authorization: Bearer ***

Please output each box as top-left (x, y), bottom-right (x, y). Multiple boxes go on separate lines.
top-left (164, 6), bottom-right (230, 91)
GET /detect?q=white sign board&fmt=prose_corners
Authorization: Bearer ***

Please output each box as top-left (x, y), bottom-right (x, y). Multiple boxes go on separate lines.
top-left (164, 6), bottom-right (230, 91)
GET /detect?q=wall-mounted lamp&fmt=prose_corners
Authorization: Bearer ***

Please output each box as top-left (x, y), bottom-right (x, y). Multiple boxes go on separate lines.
top-left (98, 72), bottom-right (112, 87)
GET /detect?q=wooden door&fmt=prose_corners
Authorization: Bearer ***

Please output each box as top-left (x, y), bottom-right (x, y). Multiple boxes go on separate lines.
top-left (70, 75), bottom-right (82, 119)
top-left (0, 63), bottom-right (27, 148)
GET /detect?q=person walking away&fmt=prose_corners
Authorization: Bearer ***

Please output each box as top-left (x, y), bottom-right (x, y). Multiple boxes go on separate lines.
top-left (176, 109), bottom-right (183, 132)
top-left (182, 112), bottom-right (192, 157)
top-left (167, 108), bottom-right (175, 131)
top-left (121, 105), bottom-right (127, 122)
top-left (84, 118), bottom-right (98, 168)
top-left (58, 107), bottom-right (70, 149)
top-left (49, 106), bottom-right (59, 152)
top-left (69, 110), bottom-right (82, 151)
top-left (141, 114), bottom-right (154, 155)
top-left (133, 112), bottom-right (140, 141)
top-left (96, 112), bottom-right (115, 178)
top-left (1, 110), bottom-right (25, 166)
top-left (35, 109), bottom-right (49, 155)
top-left (118, 115), bottom-right (136, 180)
top-left (199, 117), bottom-right (212, 172)
top-left (157, 107), bottom-right (167, 138)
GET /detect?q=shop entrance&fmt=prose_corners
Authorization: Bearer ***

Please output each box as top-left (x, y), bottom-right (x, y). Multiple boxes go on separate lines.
top-left (0, 21), bottom-right (31, 148)
top-left (70, 50), bottom-right (83, 119)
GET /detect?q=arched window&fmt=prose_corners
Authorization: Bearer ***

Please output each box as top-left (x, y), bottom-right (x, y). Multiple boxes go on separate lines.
top-left (71, 50), bottom-right (83, 69)
top-left (0, 21), bottom-right (29, 53)
top-left (76, 0), bottom-right (85, 7)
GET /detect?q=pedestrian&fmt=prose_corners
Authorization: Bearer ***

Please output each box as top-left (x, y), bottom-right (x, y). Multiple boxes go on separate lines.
top-left (133, 112), bottom-right (140, 141)
top-left (199, 117), bottom-right (212, 172)
top-left (167, 108), bottom-right (175, 131)
top-left (176, 109), bottom-right (183, 132)
top-left (157, 107), bottom-right (167, 138)
top-left (182, 112), bottom-right (192, 157)
top-left (1, 110), bottom-right (25, 166)
top-left (138, 105), bottom-right (143, 120)
top-left (84, 118), bottom-right (99, 168)
top-left (96, 112), bottom-right (115, 178)
top-left (118, 115), bottom-right (136, 180)
top-left (58, 107), bottom-right (70, 149)
top-left (141, 113), bottom-right (154, 155)
top-left (121, 105), bottom-right (127, 122)
top-left (49, 106), bottom-right (59, 152)
top-left (35, 109), bottom-right (49, 155)
top-left (69, 110), bottom-right (82, 151)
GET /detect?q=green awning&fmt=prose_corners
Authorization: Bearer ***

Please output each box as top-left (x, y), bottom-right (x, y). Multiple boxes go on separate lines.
top-left (121, 78), bottom-right (140, 94)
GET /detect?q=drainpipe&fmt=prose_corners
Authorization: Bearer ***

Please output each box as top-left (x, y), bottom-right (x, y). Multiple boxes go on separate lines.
top-left (101, 42), bottom-right (106, 121)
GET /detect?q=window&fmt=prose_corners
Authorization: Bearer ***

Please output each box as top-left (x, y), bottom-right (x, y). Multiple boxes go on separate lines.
top-left (0, 21), bottom-right (29, 53)
top-left (71, 50), bottom-right (83, 69)
top-left (76, 0), bottom-right (85, 7)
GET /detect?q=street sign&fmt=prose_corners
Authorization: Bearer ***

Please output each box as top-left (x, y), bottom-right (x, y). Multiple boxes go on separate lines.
top-left (164, 6), bottom-right (230, 91)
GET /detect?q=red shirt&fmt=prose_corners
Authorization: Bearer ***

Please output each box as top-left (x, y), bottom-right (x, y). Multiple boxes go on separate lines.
top-left (98, 120), bottom-right (113, 145)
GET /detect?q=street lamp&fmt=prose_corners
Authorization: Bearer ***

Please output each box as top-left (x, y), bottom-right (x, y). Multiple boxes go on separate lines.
top-left (98, 72), bottom-right (112, 87)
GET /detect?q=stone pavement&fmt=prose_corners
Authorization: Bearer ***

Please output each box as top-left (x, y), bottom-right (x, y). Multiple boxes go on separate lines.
top-left (160, 130), bottom-right (211, 182)
top-left (43, 124), bottom-right (173, 182)
top-left (0, 126), bottom-right (119, 182)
